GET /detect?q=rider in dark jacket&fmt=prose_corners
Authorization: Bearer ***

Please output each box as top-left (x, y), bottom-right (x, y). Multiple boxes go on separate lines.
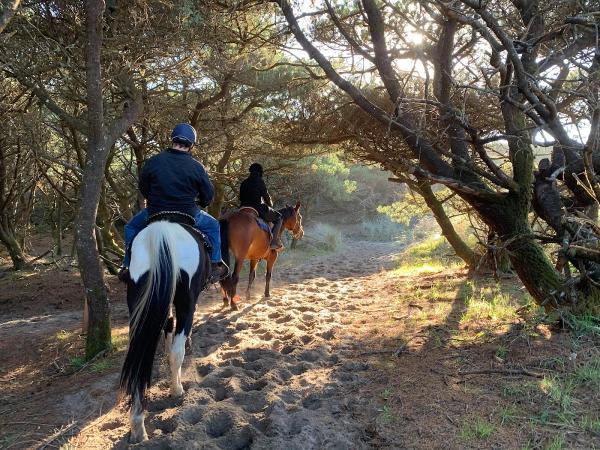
top-left (239, 163), bottom-right (283, 249)
top-left (119, 123), bottom-right (229, 283)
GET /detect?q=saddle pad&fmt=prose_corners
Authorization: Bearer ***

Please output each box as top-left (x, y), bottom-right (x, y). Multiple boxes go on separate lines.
top-left (238, 207), bottom-right (271, 236)
top-left (256, 218), bottom-right (271, 235)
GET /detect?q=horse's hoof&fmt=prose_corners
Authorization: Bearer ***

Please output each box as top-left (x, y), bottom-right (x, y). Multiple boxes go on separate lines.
top-left (129, 429), bottom-right (149, 444)
top-left (230, 303), bottom-right (239, 311)
top-left (170, 385), bottom-right (184, 397)
top-left (264, 293), bottom-right (270, 298)
top-left (222, 299), bottom-right (230, 308)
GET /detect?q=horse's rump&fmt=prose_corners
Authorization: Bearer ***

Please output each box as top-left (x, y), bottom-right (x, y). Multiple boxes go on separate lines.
top-left (129, 222), bottom-right (201, 284)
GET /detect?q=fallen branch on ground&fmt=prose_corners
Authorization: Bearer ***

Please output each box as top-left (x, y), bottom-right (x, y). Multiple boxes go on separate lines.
top-left (457, 368), bottom-right (543, 378)
top-left (37, 421), bottom-right (78, 449)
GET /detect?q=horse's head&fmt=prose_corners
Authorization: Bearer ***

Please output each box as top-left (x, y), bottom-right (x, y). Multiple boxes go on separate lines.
top-left (282, 201), bottom-right (304, 240)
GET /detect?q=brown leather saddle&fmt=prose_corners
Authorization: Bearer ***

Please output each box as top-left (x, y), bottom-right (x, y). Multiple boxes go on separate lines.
top-left (238, 207), bottom-right (272, 237)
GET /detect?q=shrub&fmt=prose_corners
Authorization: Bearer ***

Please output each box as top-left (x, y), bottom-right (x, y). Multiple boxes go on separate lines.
top-left (305, 222), bottom-right (343, 251)
top-left (352, 216), bottom-right (406, 242)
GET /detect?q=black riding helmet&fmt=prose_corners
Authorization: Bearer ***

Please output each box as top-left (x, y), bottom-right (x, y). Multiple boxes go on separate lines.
top-left (249, 162), bottom-right (263, 176)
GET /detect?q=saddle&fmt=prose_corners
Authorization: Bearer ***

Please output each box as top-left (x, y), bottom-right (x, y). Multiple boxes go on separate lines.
top-left (238, 207), bottom-right (272, 237)
top-left (147, 211), bottom-right (195, 226)
top-left (146, 211), bottom-right (211, 251)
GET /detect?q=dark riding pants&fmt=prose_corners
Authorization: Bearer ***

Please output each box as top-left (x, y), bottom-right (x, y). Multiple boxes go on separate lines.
top-left (256, 204), bottom-right (281, 223)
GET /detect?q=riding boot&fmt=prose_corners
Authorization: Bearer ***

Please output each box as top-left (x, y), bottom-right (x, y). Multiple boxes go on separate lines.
top-left (118, 243), bottom-right (132, 283)
top-left (209, 261), bottom-right (230, 283)
top-left (270, 218), bottom-right (284, 250)
top-left (118, 266), bottom-right (130, 283)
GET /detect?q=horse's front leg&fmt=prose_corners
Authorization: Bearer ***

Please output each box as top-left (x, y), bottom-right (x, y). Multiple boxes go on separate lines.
top-left (247, 259), bottom-right (259, 300)
top-left (264, 251), bottom-right (278, 298)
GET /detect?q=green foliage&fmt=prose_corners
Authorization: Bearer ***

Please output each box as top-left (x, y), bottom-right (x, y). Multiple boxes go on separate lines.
top-left (580, 416), bottom-right (600, 433)
top-left (306, 223), bottom-right (343, 251)
top-left (405, 236), bottom-right (448, 258)
top-left (353, 216), bottom-right (406, 242)
top-left (274, 156), bottom-right (405, 225)
top-left (539, 376), bottom-right (575, 412)
top-left (460, 418), bottom-right (495, 440)
top-left (377, 194), bottom-right (430, 226)
top-left (309, 154), bottom-right (355, 202)
top-left (495, 345), bottom-right (509, 360)
top-left (71, 356), bottom-right (86, 370)
top-left (498, 405), bottom-right (519, 425)
top-left (112, 333), bottom-right (128, 353)
top-left (395, 235), bottom-right (464, 275)
top-left (461, 284), bottom-right (518, 324)
top-left (571, 355), bottom-right (600, 389)
top-left (545, 434), bottom-right (565, 450)
top-left (565, 314), bottom-right (600, 337)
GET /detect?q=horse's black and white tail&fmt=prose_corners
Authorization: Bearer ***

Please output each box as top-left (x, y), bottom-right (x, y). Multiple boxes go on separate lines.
top-left (120, 222), bottom-right (181, 405)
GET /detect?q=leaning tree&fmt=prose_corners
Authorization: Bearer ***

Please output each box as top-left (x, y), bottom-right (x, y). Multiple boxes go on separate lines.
top-left (269, 0), bottom-right (600, 315)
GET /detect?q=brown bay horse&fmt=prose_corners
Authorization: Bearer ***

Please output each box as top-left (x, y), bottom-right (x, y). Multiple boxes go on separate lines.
top-left (219, 202), bottom-right (304, 310)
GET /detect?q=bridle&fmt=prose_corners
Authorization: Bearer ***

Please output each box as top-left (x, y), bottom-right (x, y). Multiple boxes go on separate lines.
top-left (290, 212), bottom-right (303, 239)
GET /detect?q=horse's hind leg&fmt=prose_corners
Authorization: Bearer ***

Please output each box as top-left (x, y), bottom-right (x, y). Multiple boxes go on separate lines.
top-left (264, 251), bottom-right (279, 298)
top-left (170, 292), bottom-right (195, 397)
top-left (169, 331), bottom-right (186, 397)
top-left (247, 259), bottom-right (259, 300)
top-left (228, 257), bottom-right (243, 310)
top-left (220, 284), bottom-right (229, 308)
top-left (129, 390), bottom-right (148, 443)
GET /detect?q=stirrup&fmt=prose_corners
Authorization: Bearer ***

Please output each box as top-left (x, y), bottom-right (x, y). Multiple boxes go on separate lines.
top-left (208, 262), bottom-right (229, 283)
top-left (270, 241), bottom-right (284, 251)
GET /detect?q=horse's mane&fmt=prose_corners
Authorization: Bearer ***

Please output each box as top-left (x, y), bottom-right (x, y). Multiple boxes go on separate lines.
top-left (277, 205), bottom-right (295, 220)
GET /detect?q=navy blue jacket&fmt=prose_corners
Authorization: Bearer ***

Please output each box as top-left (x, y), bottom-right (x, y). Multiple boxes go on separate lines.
top-left (139, 148), bottom-right (214, 216)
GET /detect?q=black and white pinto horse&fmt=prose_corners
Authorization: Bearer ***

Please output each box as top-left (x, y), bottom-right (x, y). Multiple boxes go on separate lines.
top-left (120, 215), bottom-right (210, 443)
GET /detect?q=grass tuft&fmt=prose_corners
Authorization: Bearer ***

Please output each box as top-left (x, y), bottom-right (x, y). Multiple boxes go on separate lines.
top-left (112, 333), bottom-right (128, 353)
top-left (395, 236), bottom-right (464, 275)
top-left (545, 434), bottom-right (565, 450)
top-left (461, 287), bottom-right (516, 324)
top-left (459, 418), bottom-right (495, 440)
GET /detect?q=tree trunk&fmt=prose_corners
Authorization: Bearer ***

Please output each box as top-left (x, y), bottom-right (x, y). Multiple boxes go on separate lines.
top-left (417, 181), bottom-right (478, 269)
top-left (475, 191), bottom-right (564, 312)
top-left (0, 219), bottom-right (26, 270)
top-left (208, 131), bottom-right (234, 218)
top-left (208, 181), bottom-right (225, 217)
top-left (77, 0), bottom-right (111, 359)
top-left (56, 192), bottom-right (63, 255)
top-left (0, 0), bottom-right (20, 34)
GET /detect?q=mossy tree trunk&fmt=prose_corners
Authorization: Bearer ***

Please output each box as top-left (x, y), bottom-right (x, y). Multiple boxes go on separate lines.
top-left (0, 217), bottom-right (26, 270)
top-left (78, 0), bottom-right (142, 358)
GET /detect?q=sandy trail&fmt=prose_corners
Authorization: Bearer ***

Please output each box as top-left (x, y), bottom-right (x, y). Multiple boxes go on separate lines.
top-left (75, 241), bottom-right (402, 449)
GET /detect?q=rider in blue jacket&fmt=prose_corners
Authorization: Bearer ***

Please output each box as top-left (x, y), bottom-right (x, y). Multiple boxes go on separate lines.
top-left (118, 123), bottom-right (229, 283)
